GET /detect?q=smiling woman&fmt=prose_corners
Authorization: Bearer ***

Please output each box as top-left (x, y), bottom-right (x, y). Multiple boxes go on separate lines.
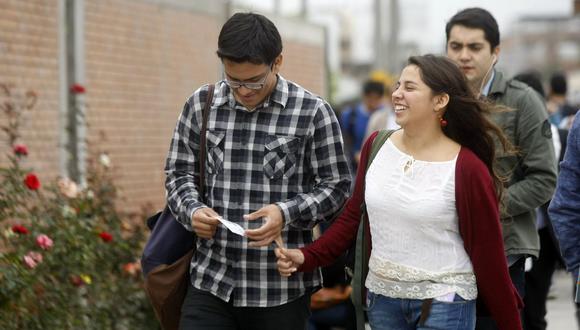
top-left (275, 54), bottom-right (524, 330)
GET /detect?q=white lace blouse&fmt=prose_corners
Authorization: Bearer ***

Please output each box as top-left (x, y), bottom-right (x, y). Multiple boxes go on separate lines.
top-left (364, 139), bottom-right (477, 300)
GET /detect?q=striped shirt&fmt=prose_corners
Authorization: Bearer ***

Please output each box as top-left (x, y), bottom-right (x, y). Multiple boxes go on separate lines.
top-left (165, 75), bottom-right (351, 307)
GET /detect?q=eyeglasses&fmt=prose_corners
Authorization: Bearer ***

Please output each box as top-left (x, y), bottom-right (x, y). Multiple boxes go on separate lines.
top-left (224, 65), bottom-right (272, 90)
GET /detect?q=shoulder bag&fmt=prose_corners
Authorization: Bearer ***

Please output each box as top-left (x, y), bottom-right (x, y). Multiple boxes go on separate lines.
top-left (141, 84), bottom-right (215, 330)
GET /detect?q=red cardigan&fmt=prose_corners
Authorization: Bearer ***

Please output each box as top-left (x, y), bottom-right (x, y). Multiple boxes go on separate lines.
top-left (300, 131), bottom-right (523, 330)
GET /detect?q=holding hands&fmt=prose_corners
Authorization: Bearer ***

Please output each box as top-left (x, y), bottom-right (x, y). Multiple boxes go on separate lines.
top-left (274, 247), bottom-right (305, 277)
top-left (194, 203), bottom-right (305, 278)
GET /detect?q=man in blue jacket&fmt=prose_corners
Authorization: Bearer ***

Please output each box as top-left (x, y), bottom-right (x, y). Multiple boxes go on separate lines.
top-left (549, 112), bottom-right (580, 326)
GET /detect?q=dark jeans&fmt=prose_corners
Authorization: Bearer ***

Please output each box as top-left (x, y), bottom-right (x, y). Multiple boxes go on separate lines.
top-left (523, 228), bottom-right (561, 330)
top-left (476, 257), bottom-right (525, 330)
top-left (179, 282), bottom-right (311, 330)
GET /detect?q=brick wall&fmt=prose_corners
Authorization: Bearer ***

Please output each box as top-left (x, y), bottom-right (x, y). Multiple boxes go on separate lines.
top-left (84, 0), bottom-right (223, 213)
top-left (282, 42), bottom-right (327, 97)
top-left (0, 0), bottom-right (61, 182)
top-left (1, 0), bottom-right (328, 214)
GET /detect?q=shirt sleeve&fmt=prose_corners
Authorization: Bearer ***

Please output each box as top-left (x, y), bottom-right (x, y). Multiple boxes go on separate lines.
top-left (299, 131), bottom-right (378, 271)
top-left (276, 99), bottom-right (352, 229)
top-left (164, 86), bottom-right (208, 230)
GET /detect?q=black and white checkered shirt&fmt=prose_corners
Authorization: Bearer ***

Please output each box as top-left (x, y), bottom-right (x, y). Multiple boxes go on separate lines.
top-left (165, 76), bottom-right (351, 307)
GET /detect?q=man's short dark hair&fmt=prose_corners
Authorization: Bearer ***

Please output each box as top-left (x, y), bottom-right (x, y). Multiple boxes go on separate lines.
top-left (217, 13), bottom-right (282, 65)
top-left (550, 72), bottom-right (567, 95)
top-left (363, 80), bottom-right (385, 96)
top-left (445, 7), bottom-right (500, 51)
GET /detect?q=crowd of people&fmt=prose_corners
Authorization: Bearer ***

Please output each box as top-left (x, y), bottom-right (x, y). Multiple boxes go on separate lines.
top-left (163, 7), bottom-right (579, 330)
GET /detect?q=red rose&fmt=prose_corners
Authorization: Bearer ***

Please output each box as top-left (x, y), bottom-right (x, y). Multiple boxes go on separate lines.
top-left (98, 231), bottom-right (113, 242)
top-left (13, 144), bottom-right (28, 156)
top-left (70, 83), bottom-right (86, 94)
top-left (24, 173), bottom-right (41, 190)
top-left (12, 224), bottom-right (29, 235)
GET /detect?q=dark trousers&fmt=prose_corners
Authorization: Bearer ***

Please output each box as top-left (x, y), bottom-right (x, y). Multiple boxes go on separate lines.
top-left (476, 257), bottom-right (526, 330)
top-left (179, 282), bottom-right (311, 330)
top-left (523, 228), bottom-right (561, 330)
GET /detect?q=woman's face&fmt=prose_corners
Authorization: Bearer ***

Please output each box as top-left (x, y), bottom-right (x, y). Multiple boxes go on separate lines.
top-left (391, 65), bottom-right (439, 129)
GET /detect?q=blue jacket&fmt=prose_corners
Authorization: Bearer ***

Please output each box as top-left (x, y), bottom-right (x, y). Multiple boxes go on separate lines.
top-left (549, 112), bottom-right (580, 271)
top-left (341, 104), bottom-right (382, 168)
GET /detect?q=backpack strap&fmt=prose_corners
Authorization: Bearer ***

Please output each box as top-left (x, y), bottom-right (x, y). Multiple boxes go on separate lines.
top-left (199, 84), bottom-right (215, 204)
top-left (352, 129), bottom-right (397, 330)
top-left (366, 129), bottom-right (395, 169)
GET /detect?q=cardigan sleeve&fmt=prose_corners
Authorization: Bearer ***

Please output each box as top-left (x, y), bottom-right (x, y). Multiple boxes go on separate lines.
top-left (299, 131), bottom-right (379, 272)
top-left (456, 149), bottom-right (523, 330)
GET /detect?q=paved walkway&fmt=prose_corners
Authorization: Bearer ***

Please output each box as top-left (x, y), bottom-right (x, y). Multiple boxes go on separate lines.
top-left (546, 269), bottom-right (578, 330)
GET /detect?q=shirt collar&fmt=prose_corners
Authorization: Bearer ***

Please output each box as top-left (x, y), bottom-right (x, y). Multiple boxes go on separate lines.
top-left (480, 70), bottom-right (496, 97)
top-left (213, 74), bottom-right (289, 110)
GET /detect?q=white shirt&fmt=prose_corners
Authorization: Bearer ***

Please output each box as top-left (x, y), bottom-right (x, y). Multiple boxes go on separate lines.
top-left (364, 139), bottom-right (477, 300)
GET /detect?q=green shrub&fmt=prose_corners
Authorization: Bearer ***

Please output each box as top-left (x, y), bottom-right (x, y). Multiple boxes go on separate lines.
top-left (0, 84), bottom-right (158, 329)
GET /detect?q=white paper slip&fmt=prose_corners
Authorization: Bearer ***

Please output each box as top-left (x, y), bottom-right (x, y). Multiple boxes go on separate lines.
top-left (215, 216), bottom-right (246, 236)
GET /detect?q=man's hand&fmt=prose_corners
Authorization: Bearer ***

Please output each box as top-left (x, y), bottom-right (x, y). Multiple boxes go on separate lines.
top-left (192, 207), bottom-right (220, 239)
top-left (274, 248), bottom-right (304, 277)
top-left (244, 204), bottom-right (284, 247)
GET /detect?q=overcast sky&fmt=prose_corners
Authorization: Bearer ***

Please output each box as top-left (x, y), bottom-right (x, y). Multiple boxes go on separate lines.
top-left (235, 0), bottom-right (573, 63)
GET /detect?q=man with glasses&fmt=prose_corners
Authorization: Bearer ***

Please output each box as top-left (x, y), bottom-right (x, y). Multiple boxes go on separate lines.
top-left (164, 12), bottom-right (351, 330)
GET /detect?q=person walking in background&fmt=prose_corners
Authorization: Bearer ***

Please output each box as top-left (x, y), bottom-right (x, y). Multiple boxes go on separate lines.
top-left (340, 79), bottom-right (385, 171)
top-left (513, 71), bottom-right (567, 330)
top-left (547, 72), bottom-right (578, 130)
top-left (364, 82), bottom-right (399, 142)
top-left (276, 55), bottom-right (523, 330)
top-left (548, 111), bottom-right (580, 328)
top-left (445, 8), bottom-right (557, 329)
top-left (164, 12), bottom-right (351, 330)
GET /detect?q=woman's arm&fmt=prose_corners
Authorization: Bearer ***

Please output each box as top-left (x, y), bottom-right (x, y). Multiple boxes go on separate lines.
top-left (456, 149), bottom-right (523, 330)
top-left (298, 131), bottom-right (380, 272)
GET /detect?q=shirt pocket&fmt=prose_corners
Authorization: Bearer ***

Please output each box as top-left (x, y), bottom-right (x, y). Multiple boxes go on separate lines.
top-left (206, 130), bottom-right (225, 174)
top-left (263, 135), bottom-right (301, 179)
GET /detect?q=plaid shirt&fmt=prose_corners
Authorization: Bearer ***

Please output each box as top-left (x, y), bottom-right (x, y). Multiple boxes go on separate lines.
top-left (165, 76), bottom-right (351, 307)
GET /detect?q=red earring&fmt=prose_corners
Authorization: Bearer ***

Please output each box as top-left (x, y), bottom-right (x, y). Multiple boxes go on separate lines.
top-left (439, 115), bottom-right (448, 127)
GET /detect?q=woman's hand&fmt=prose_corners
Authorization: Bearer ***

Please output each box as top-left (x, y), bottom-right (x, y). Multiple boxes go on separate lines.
top-left (274, 248), bottom-right (305, 277)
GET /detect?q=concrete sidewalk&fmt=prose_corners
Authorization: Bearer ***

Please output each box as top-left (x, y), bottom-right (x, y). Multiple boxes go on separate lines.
top-left (546, 269), bottom-right (578, 330)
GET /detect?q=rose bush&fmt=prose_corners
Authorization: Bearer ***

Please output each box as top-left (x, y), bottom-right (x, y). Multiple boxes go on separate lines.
top-left (0, 84), bottom-right (157, 329)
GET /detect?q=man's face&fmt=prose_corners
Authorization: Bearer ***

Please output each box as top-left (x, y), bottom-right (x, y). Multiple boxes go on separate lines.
top-left (446, 25), bottom-right (499, 89)
top-left (223, 56), bottom-right (282, 110)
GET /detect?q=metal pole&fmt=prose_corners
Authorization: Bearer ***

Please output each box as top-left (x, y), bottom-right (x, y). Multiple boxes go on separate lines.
top-left (65, 0), bottom-right (86, 185)
top-left (387, 0), bottom-right (399, 73)
top-left (374, 0), bottom-right (382, 70)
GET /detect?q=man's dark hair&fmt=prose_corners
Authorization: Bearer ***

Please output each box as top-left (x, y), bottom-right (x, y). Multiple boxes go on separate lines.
top-left (514, 71), bottom-right (545, 99)
top-left (550, 72), bottom-right (567, 95)
top-left (217, 13), bottom-right (282, 65)
top-left (362, 80), bottom-right (385, 96)
top-left (445, 7), bottom-right (500, 51)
